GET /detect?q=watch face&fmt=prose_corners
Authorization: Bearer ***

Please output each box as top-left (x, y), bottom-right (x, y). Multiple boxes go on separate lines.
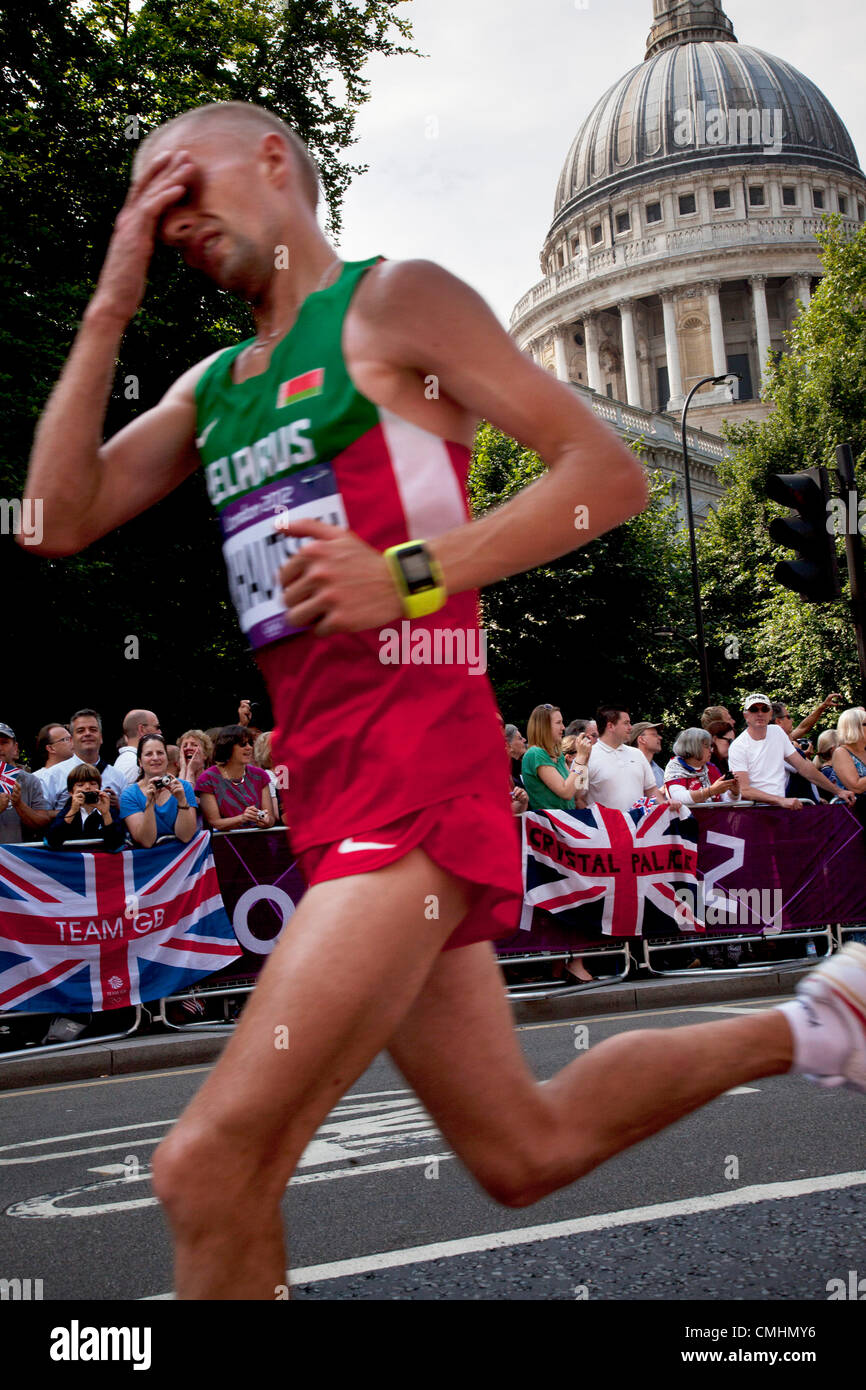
top-left (400, 546), bottom-right (435, 594)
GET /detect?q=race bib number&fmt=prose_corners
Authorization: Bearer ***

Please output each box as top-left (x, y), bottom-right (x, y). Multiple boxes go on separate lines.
top-left (220, 464), bottom-right (347, 650)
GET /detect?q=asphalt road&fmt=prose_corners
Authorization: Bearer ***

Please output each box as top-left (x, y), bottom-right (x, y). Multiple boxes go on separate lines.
top-left (1, 995), bottom-right (864, 1303)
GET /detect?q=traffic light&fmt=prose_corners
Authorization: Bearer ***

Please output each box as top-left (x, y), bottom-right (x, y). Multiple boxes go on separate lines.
top-left (766, 467), bottom-right (841, 602)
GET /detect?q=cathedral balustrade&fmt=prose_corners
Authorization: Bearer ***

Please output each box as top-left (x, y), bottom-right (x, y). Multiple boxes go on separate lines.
top-left (623, 236), bottom-right (661, 263)
top-left (578, 387), bottom-right (726, 466)
top-left (511, 212), bottom-right (858, 330)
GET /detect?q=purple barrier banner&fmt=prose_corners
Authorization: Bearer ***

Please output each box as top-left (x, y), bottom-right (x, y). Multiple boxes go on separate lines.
top-left (495, 803), bottom-right (866, 955)
top-left (207, 829), bottom-right (308, 983)
top-left (4, 806), bottom-right (858, 1013)
top-left (690, 804), bottom-right (866, 935)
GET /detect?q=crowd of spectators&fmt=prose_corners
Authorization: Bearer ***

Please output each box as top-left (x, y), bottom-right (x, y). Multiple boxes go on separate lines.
top-left (1, 688), bottom-right (865, 1043)
top-left (498, 691), bottom-right (859, 818)
top-left (1, 689), bottom-right (862, 849)
top-left (0, 700), bottom-right (279, 849)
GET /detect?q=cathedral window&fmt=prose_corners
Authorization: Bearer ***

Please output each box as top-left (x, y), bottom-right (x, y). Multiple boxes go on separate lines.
top-left (678, 193), bottom-right (696, 215)
top-left (590, 223), bottom-right (603, 244)
top-left (615, 211), bottom-right (631, 234)
top-left (713, 188), bottom-right (731, 209)
top-left (838, 194), bottom-right (848, 215)
top-left (645, 201), bottom-right (662, 224)
top-left (812, 188), bottom-right (825, 208)
top-left (748, 185), bottom-right (765, 206)
top-left (782, 186), bottom-right (797, 206)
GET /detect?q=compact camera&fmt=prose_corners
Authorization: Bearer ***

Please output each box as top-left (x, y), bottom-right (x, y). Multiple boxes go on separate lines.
top-left (152, 775), bottom-right (173, 790)
top-left (256, 809), bottom-right (268, 823)
top-left (82, 790), bottom-right (99, 805)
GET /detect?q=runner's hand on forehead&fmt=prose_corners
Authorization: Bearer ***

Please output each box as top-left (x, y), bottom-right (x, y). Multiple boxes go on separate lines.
top-left (89, 149), bottom-right (199, 323)
top-left (275, 516), bottom-right (403, 636)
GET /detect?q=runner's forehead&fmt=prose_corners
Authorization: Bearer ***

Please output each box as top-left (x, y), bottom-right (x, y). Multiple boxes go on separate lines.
top-left (136, 125), bottom-right (247, 180)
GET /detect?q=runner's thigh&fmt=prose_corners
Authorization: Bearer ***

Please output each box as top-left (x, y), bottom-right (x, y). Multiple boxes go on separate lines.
top-left (171, 849), bottom-right (471, 1173)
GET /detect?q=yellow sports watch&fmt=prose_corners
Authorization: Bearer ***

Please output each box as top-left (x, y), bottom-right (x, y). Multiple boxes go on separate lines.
top-left (383, 541), bottom-right (447, 619)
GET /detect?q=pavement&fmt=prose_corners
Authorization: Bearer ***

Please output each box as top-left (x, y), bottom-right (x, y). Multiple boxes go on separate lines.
top-left (0, 962), bottom-right (812, 1091)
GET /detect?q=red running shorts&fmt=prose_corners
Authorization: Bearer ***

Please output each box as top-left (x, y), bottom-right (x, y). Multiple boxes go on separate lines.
top-left (295, 792), bottom-right (524, 952)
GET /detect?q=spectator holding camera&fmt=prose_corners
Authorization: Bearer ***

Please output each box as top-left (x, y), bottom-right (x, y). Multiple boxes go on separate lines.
top-left (663, 728), bottom-right (740, 805)
top-left (44, 763), bottom-right (125, 851)
top-left (705, 718), bottom-right (737, 778)
top-left (120, 735), bottom-right (198, 847)
top-left (195, 725), bottom-right (276, 831)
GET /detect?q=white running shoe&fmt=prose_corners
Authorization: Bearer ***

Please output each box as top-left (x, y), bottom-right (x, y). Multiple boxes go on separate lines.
top-left (793, 942), bottom-right (866, 1091)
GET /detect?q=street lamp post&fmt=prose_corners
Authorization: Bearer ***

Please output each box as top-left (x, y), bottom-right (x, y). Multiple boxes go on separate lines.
top-left (680, 373), bottom-right (739, 709)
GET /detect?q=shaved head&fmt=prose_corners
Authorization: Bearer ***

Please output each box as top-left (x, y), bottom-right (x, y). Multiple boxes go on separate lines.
top-left (133, 102), bottom-right (320, 210)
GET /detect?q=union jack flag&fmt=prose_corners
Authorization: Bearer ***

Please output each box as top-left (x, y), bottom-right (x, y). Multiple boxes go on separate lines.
top-left (0, 830), bottom-right (242, 1013)
top-left (521, 803), bottom-right (703, 937)
top-left (0, 761), bottom-right (22, 795)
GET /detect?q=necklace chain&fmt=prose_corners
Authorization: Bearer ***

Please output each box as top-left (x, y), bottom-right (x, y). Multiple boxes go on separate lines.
top-left (247, 256), bottom-right (342, 355)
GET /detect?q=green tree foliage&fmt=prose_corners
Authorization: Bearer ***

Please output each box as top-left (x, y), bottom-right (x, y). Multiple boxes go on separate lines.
top-left (468, 422), bottom-right (697, 727)
top-left (1, 0), bottom-right (415, 759)
top-left (697, 218), bottom-right (866, 716)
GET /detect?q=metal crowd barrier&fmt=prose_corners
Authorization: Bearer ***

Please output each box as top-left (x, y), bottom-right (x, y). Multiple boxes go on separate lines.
top-left (639, 923), bottom-right (835, 976)
top-left (2, 817), bottom-right (863, 1056)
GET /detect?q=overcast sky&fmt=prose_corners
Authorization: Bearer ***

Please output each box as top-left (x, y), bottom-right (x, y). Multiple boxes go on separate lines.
top-left (334, 0), bottom-right (866, 326)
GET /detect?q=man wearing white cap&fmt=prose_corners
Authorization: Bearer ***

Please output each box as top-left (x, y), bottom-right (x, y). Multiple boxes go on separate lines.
top-left (729, 694), bottom-right (854, 808)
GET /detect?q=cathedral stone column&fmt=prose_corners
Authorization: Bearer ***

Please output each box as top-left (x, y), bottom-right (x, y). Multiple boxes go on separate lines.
top-left (618, 299), bottom-right (641, 407)
top-left (552, 327), bottom-right (569, 382)
top-left (661, 290), bottom-right (683, 404)
top-left (584, 312), bottom-right (602, 393)
top-left (703, 280), bottom-right (728, 377)
top-left (750, 274), bottom-right (772, 388)
top-left (793, 274), bottom-right (812, 312)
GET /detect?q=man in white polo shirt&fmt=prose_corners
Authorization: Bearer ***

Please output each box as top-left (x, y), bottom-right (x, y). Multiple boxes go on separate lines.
top-left (587, 706), bottom-right (663, 809)
top-left (729, 693), bottom-right (855, 808)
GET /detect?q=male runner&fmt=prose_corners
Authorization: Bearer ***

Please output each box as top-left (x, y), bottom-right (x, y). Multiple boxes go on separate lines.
top-left (24, 103), bottom-right (866, 1300)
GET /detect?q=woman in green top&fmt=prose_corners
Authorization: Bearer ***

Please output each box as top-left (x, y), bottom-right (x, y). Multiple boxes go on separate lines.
top-left (523, 704), bottom-right (593, 982)
top-left (522, 704), bottom-right (590, 812)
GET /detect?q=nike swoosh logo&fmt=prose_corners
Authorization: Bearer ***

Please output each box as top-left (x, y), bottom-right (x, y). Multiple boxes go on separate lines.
top-left (196, 418), bottom-right (219, 449)
top-left (337, 837), bottom-right (398, 854)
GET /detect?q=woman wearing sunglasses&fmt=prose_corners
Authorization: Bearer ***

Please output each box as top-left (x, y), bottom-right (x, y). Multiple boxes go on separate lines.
top-left (195, 725), bottom-right (276, 831)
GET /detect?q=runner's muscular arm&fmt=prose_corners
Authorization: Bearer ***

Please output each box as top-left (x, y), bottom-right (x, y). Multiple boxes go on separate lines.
top-left (349, 259), bottom-right (649, 591)
top-left (22, 147), bottom-right (218, 557)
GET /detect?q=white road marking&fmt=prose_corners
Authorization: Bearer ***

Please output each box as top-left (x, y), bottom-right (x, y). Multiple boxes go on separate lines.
top-left (689, 1004), bottom-right (776, 1015)
top-left (10, 1151), bottom-right (456, 1221)
top-left (4, 1092), bottom-right (442, 1214)
top-left (0, 1089), bottom-right (419, 1166)
top-left (4, 1135), bottom-right (166, 1167)
top-left (280, 1169), bottom-right (866, 1289)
